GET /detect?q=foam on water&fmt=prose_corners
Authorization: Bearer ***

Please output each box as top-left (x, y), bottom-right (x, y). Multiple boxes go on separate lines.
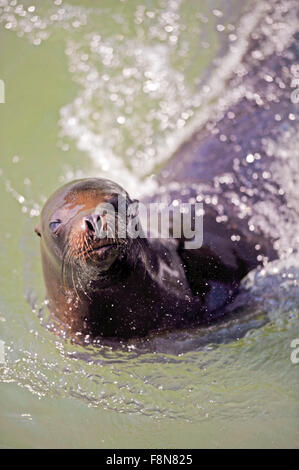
top-left (0, 0), bottom-right (257, 196)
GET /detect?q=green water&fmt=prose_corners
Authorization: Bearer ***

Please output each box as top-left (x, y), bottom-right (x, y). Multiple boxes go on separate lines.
top-left (0, 0), bottom-right (298, 448)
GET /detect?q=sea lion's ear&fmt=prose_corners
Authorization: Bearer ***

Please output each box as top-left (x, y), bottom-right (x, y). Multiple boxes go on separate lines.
top-left (35, 226), bottom-right (42, 237)
top-left (129, 199), bottom-right (139, 218)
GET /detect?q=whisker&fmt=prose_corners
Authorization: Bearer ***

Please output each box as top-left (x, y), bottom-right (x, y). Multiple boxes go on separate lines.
top-left (71, 265), bottom-right (83, 301)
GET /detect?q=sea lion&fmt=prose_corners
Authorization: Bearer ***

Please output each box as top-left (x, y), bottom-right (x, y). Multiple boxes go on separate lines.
top-left (35, 1), bottom-right (298, 339)
top-left (34, 173), bottom-right (273, 339)
top-left (148, 1), bottom-right (299, 312)
top-left (35, 178), bottom-right (199, 338)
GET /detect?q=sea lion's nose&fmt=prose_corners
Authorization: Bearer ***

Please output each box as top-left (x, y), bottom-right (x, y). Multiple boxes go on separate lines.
top-left (84, 214), bottom-right (107, 238)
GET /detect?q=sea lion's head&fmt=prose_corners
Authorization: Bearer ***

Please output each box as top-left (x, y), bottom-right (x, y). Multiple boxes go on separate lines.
top-left (35, 178), bottom-right (141, 292)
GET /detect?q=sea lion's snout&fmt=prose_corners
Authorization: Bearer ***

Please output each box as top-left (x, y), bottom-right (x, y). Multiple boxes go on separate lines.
top-left (66, 207), bottom-right (123, 267)
top-left (82, 193), bottom-right (122, 241)
top-left (84, 214), bottom-right (107, 239)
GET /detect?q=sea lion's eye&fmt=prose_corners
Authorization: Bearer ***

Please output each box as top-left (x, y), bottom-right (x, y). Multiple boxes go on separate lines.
top-left (49, 219), bottom-right (61, 233)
